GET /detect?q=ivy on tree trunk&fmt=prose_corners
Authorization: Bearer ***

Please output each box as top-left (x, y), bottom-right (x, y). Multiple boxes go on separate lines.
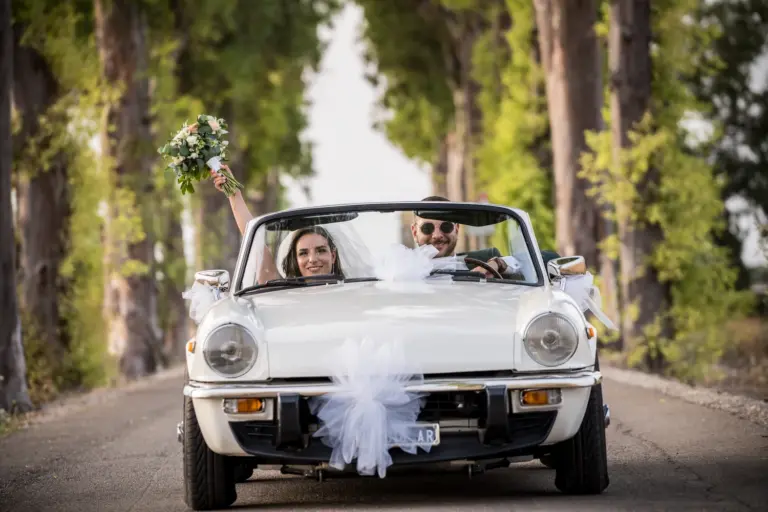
top-left (95, 0), bottom-right (162, 380)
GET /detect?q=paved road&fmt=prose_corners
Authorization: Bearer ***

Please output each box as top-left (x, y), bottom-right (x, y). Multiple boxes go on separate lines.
top-left (1, 368), bottom-right (766, 512)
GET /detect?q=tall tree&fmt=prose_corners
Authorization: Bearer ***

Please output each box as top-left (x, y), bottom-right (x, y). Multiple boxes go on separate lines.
top-left (533, 0), bottom-right (621, 334)
top-left (532, 0), bottom-right (604, 264)
top-left (582, 0), bottom-right (750, 378)
top-left (473, 0), bottom-right (555, 249)
top-left (609, 0), bottom-right (671, 361)
top-left (95, 0), bottom-right (162, 379)
top-left (12, 17), bottom-right (72, 378)
top-left (0, 0), bottom-right (33, 413)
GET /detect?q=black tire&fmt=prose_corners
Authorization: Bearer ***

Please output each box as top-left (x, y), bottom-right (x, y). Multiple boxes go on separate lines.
top-left (552, 378), bottom-right (610, 494)
top-left (183, 391), bottom-right (237, 510)
top-left (539, 454), bottom-right (556, 469)
top-left (233, 464), bottom-right (254, 483)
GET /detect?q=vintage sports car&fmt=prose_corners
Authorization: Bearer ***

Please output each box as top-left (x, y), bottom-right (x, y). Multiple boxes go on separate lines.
top-left (179, 201), bottom-right (612, 510)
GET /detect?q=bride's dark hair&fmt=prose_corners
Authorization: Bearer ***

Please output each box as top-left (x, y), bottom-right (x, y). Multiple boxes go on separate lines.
top-left (282, 226), bottom-right (345, 278)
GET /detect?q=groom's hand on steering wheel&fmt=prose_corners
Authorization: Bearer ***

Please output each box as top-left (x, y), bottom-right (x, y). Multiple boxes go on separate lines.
top-left (468, 257), bottom-right (507, 279)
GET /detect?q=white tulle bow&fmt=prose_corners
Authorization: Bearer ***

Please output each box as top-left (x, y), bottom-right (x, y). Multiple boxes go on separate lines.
top-left (557, 272), bottom-right (618, 330)
top-left (372, 244), bottom-right (438, 282)
top-left (181, 281), bottom-right (220, 324)
top-left (308, 338), bottom-right (429, 478)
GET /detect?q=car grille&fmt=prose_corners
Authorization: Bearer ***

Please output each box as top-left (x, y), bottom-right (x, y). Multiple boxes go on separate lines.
top-left (418, 391), bottom-right (486, 422)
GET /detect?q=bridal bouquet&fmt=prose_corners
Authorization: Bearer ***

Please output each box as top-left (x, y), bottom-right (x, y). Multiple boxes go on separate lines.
top-left (158, 114), bottom-right (243, 197)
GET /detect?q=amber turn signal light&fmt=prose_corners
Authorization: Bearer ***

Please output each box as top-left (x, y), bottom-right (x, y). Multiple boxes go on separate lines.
top-left (223, 398), bottom-right (265, 414)
top-left (520, 389), bottom-right (562, 406)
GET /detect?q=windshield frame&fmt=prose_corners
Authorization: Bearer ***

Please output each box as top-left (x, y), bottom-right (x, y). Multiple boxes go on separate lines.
top-left (231, 201), bottom-right (546, 293)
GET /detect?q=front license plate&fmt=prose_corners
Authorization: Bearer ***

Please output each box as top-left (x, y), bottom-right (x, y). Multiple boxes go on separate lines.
top-left (389, 423), bottom-right (440, 449)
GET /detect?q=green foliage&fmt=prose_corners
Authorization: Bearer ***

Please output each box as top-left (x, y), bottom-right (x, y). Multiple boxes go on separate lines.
top-left (357, 0), bottom-right (455, 164)
top-left (687, 0), bottom-right (768, 290)
top-left (473, 0), bottom-right (554, 249)
top-left (580, 2), bottom-right (754, 381)
top-left (61, 134), bottom-right (113, 389)
top-left (13, 0), bottom-right (113, 396)
top-left (170, 0), bottom-right (340, 189)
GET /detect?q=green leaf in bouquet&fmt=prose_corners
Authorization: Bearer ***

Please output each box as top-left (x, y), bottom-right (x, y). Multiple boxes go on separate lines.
top-left (196, 158), bottom-right (205, 171)
top-left (180, 145), bottom-right (189, 157)
top-left (198, 125), bottom-right (211, 136)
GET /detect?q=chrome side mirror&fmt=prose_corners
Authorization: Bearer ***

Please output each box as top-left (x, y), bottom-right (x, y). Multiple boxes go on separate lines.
top-left (194, 269), bottom-right (230, 298)
top-left (547, 256), bottom-right (587, 281)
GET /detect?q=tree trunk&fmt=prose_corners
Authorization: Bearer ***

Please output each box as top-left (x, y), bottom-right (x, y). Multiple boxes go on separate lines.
top-left (446, 88), bottom-right (466, 204)
top-left (161, 198), bottom-right (188, 362)
top-left (431, 134), bottom-right (450, 197)
top-left (12, 23), bottom-right (71, 363)
top-left (0, 0), bottom-right (33, 413)
top-left (251, 168), bottom-right (280, 217)
top-left (533, 0), bottom-right (603, 266)
top-left (155, 0), bottom-right (191, 361)
top-left (95, 0), bottom-right (161, 380)
top-left (445, 12), bottom-right (485, 252)
top-left (609, 0), bottom-right (671, 369)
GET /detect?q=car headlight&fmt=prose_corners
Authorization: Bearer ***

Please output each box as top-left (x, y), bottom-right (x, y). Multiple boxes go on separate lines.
top-left (523, 313), bottom-right (579, 367)
top-left (203, 324), bottom-right (258, 377)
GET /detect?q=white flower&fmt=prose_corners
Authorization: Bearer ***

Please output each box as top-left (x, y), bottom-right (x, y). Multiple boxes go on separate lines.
top-left (190, 152), bottom-right (198, 159)
top-left (186, 135), bottom-right (198, 146)
top-left (208, 119), bottom-right (220, 132)
top-left (222, 141), bottom-right (229, 146)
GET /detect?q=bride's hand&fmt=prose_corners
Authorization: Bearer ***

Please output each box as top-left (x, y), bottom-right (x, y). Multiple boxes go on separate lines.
top-left (210, 165), bottom-right (233, 193)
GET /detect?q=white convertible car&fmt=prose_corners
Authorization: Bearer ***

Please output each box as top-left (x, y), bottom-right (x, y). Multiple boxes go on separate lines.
top-left (179, 201), bottom-right (610, 510)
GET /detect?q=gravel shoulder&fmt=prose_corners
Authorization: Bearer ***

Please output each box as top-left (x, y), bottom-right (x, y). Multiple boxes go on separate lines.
top-left (600, 365), bottom-right (768, 428)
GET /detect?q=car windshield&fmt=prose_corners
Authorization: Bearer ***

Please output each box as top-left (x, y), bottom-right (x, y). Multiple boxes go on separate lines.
top-left (236, 204), bottom-right (542, 292)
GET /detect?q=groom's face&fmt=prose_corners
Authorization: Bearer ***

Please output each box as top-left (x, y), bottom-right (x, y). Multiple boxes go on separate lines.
top-left (411, 216), bottom-right (459, 257)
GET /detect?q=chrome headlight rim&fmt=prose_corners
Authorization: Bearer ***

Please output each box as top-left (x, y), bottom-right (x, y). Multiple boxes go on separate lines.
top-left (523, 311), bottom-right (579, 367)
top-left (202, 323), bottom-right (259, 378)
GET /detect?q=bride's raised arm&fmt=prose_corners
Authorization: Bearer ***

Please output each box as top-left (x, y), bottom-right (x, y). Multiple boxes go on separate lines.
top-left (210, 167), bottom-right (279, 284)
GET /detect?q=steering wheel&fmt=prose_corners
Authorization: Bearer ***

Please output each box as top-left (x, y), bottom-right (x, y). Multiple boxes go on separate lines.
top-left (464, 257), bottom-right (503, 279)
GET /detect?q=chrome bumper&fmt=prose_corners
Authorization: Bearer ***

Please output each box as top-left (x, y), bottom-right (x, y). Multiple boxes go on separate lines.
top-left (183, 370), bottom-right (602, 399)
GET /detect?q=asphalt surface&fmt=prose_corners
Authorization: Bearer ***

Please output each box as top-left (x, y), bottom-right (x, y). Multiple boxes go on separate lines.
top-left (1, 368), bottom-right (766, 512)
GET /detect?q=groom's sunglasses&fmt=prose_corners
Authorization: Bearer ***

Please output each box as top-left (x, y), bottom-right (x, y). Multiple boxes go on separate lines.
top-left (419, 221), bottom-right (455, 236)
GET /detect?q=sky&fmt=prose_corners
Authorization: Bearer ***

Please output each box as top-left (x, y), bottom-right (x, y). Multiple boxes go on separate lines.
top-left (284, 4), bottom-right (431, 209)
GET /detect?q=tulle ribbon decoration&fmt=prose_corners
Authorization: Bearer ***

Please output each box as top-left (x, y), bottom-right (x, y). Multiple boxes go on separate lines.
top-left (372, 244), bottom-right (438, 282)
top-left (557, 272), bottom-right (618, 331)
top-left (182, 281), bottom-right (222, 324)
top-left (308, 338), bottom-right (430, 478)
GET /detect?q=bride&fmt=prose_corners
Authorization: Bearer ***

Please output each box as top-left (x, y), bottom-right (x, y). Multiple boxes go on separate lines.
top-left (211, 167), bottom-right (374, 283)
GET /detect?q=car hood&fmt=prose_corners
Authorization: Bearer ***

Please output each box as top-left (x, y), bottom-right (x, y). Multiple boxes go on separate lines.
top-left (242, 280), bottom-right (545, 378)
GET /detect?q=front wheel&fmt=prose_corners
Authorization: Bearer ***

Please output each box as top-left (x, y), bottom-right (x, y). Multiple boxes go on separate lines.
top-left (551, 381), bottom-right (610, 494)
top-left (183, 394), bottom-right (237, 510)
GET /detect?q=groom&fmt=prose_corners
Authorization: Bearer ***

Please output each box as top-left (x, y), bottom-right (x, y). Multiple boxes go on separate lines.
top-left (411, 195), bottom-right (560, 277)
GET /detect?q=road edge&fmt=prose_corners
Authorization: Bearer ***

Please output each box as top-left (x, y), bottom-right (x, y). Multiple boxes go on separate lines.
top-left (0, 364), bottom-right (186, 436)
top-left (602, 364), bottom-right (768, 428)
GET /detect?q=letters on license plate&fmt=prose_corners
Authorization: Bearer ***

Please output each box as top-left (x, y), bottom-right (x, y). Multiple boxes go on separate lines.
top-left (389, 423), bottom-right (440, 449)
